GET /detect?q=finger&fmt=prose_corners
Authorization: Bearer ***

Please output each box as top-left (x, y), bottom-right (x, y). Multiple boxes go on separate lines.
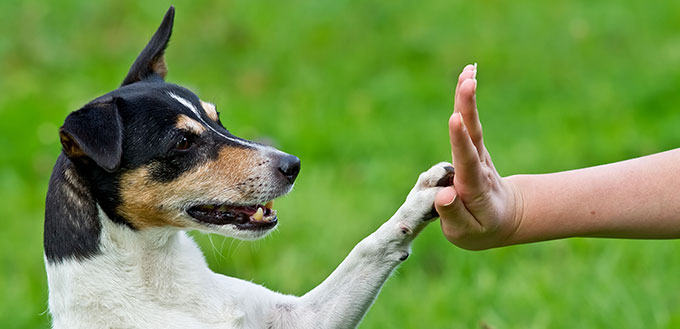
top-left (455, 64), bottom-right (476, 91)
top-left (449, 112), bottom-right (485, 195)
top-left (457, 78), bottom-right (484, 155)
top-left (454, 65), bottom-right (477, 106)
top-left (450, 66), bottom-right (476, 164)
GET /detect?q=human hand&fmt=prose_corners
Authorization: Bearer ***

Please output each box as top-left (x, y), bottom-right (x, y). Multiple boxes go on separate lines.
top-left (435, 64), bottom-right (523, 250)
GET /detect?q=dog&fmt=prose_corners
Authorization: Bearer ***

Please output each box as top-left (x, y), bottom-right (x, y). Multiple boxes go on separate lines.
top-left (44, 7), bottom-right (454, 329)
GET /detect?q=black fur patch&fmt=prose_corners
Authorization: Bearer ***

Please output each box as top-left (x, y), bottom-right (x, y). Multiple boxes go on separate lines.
top-left (44, 155), bottom-right (101, 263)
top-left (121, 6), bottom-right (174, 86)
top-left (60, 97), bottom-right (123, 172)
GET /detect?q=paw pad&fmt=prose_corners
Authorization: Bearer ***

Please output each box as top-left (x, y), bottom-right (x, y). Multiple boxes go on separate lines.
top-left (398, 252), bottom-right (409, 261)
top-left (435, 166), bottom-right (455, 187)
top-left (422, 208), bottom-right (439, 221)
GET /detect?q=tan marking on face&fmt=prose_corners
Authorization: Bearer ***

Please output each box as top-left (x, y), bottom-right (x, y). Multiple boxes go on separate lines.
top-left (176, 114), bottom-right (206, 134)
top-left (200, 100), bottom-right (219, 122)
top-left (118, 146), bottom-right (259, 229)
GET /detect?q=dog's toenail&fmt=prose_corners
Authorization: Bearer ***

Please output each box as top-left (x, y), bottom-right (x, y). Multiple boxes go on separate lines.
top-left (399, 252), bottom-right (409, 261)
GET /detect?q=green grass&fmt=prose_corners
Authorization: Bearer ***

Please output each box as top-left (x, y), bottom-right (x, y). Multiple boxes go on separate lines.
top-left (1, 0), bottom-right (680, 328)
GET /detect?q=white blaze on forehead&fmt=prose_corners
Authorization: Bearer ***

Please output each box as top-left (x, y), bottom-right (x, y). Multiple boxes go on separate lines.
top-left (168, 92), bottom-right (197, 115)
top-left (167, 92), bottom-right (261, 149)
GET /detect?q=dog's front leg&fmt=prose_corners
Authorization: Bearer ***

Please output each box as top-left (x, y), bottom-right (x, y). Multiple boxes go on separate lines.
top-left (268, 163), bottom-right (454, 329)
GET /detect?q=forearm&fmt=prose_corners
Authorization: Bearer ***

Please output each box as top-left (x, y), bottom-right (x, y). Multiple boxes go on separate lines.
top-left (505, 149), bottom-right (680, 245)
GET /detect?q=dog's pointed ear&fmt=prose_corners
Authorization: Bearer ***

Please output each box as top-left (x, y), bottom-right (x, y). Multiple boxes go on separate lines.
top-left (59, 97), bottom-right (124, 172)
top-left (121, 6), bottom-right (175, 86)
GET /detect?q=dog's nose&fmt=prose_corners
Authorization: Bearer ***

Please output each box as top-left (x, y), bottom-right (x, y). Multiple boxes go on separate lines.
top-left (278, 154), bottom-right (301, 184)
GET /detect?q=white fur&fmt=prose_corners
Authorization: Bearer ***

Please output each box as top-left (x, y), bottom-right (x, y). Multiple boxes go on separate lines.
top-left (46, 163), bottom-right (451, 329)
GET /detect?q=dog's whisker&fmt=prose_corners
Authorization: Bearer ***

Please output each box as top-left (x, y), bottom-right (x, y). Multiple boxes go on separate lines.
top-left (207, 234), bottom-right (225, 266)
top-left (219, 234), bottom-right (229, 256)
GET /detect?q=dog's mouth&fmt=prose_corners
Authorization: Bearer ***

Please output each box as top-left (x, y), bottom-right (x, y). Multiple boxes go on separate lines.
top-left (187, 201), bottom-right (277, 230)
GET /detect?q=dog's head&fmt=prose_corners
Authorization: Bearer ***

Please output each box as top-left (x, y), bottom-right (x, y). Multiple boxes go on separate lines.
top-left (58, 7), bottom-right (299, 240)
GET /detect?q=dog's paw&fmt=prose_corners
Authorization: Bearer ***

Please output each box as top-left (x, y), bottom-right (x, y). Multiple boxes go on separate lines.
top-left (415, 162), bottom-right (455, 190)
top-left (380, 163), bottom-right (454, 260)
top-left (375, 163), bottom-right (454, 262)
top-left (403, 162), bottom-right (455, 222)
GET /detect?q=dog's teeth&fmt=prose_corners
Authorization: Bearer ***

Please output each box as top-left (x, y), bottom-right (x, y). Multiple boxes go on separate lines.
top-left (252, 207), bottom-right (264, 221)
top-left (265, 201), bottom-right (274, 209)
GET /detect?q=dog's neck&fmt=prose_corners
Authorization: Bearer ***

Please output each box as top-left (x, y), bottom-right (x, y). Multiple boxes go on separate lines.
top-left (45, 204), bottom-right (210, 302)
top-left (44, 157), bottom-right (246, 327)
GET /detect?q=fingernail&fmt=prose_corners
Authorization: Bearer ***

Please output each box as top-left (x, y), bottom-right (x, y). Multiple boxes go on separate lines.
top-left (437, 186), bottom-right (457, 207)
top-left (458, 112), bottom-right (467, 132)
top-left (444, 192), bottom-right (456, 207)
top-left (472, 78), bottom-right (477, 93)
top-left (473, 62), bottom-right (478, 79)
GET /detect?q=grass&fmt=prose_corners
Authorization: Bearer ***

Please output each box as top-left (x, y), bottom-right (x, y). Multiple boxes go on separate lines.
top-left (1, 0), bottom-right (680, 328)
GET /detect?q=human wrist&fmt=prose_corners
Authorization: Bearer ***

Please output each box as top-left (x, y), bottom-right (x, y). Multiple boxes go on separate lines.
top-left (497, 175), bottom-right (528, 247)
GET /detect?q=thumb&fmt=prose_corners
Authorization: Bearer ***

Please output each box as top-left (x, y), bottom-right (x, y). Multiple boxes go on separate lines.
top-left (435, 186), bottom-right (457, 215)
top-left (435, 186), bottom-right (482, 243)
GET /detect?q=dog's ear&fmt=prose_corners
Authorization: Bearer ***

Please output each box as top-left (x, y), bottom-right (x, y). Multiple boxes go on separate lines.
top-left (59, 97), bottom-right (123, 172)
top-left (121, 6), bottom-right (175, 86)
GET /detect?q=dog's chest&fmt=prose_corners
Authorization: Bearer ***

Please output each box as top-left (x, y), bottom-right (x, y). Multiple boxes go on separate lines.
top-left (46, 228), bottom-right (251, 329)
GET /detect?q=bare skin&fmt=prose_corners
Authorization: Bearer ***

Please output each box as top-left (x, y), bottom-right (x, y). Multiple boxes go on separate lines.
top-left (435, 64), bottom-right (680, 250)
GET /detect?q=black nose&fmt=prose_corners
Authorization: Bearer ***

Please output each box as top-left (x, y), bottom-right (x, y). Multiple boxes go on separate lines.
top-left (278, 154), bottom-right (301, 184)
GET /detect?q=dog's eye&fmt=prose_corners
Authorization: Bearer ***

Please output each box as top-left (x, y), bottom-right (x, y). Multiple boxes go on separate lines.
top-left (175, 136), bottom-right (192, 151)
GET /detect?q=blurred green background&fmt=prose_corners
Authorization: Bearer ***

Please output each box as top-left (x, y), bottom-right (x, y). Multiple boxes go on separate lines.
top-left (2, 0), bottom-right (680, 328)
